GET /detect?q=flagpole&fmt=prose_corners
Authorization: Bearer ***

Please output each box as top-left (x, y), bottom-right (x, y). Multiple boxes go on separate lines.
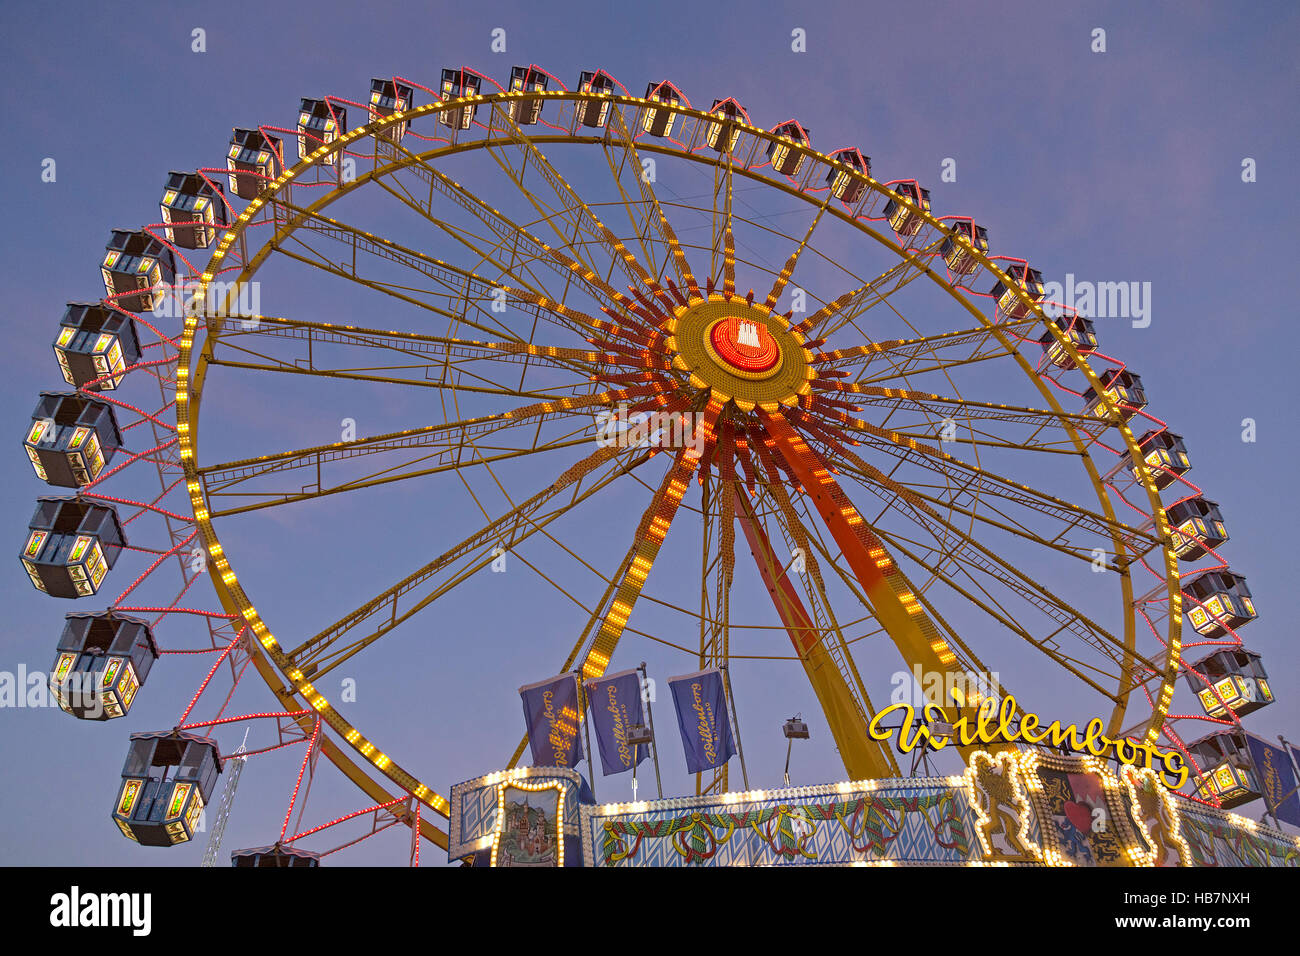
top-left (631, 744), bottom-right (639, 802)
top-left (721, 664), bottom-right (749, 791)
top-left (577, 672), bottom-right (596, 804)
top-left (640, 661), bottom-right (663, 800)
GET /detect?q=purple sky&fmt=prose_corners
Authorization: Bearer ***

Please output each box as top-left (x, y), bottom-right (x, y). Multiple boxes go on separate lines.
top-left (1, 0), bottom-right (1297, 866)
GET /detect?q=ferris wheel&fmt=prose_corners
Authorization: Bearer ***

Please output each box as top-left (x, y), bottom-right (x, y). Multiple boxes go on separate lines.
top-left (21, 64), bottom-right (1274, 864)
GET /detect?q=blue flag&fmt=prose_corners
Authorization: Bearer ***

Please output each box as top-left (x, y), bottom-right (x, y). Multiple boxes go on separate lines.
top-left (584, 669), bottom-right (650, 776)
top-left (668, 669), bottom-right (736, 774)
top-left (519, 674), bottom-right (582, 769)
top-left (1245, 734), bottom-right (1300, 827)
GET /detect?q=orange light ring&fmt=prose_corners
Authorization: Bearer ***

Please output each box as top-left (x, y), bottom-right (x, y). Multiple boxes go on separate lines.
top-left (705, 316), bottom-right (781, 377)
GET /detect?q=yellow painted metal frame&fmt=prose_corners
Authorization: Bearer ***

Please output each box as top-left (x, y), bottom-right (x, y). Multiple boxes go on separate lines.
top-left (176, 89), bottom-right (1181, 838)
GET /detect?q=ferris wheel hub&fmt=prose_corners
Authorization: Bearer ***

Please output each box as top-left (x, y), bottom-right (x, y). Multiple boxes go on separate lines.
top-left (664, 295), bottom-right (813, 411)
top-left (707, 315), bottom-right (782, 376)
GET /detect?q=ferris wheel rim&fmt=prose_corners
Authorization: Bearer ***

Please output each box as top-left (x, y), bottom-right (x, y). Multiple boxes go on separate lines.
top-left (175, 87), bottom-right (1183, 826)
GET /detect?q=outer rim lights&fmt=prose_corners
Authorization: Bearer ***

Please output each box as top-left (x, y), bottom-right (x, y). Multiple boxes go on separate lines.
top-left (178, 87), bottom-right (1185, 839)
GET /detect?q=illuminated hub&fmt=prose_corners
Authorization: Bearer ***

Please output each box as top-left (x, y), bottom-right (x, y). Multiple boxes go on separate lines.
top-left (1185, 647), bottom-right (1272, 719)
top-left (1186, 731), bottom-right (1259, 810)
top-left (1082, 368), bottom-right (1147, 421)
top-left (160, 171), bottom-right (227, 250)
top-left (113, 731), bottom-right (221, 846)
top-left (665, 297), bottom-right (812, 412)
top-left (52, 303), bottom-right (140, 391)
top-left (100, 230), bottom-right (176, 313)
top-left (25, 391), bottom-right (122, 487)
top-left (226, 128), bottom-right (282, 201)
top-left (708, 315), bottom-right (781, 376)
top-left (52, 612), bottom-right (157, 720)
top-left (297, 98), bottom-right (346, 163)
top-left (21, 496), bottom-right (125, 599)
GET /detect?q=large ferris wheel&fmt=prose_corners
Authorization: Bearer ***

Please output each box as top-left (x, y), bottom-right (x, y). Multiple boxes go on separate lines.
top-left (21, 64), bottom-right (1278, 863)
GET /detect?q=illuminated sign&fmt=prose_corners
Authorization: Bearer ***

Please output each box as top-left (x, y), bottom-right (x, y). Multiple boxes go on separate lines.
top-left (867, 692), bottom-right (1189, 789)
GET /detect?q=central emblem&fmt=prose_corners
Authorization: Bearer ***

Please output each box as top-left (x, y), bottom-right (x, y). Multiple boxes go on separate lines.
top-left (707, 315), bottom-right (782, 376)
top-left (665, 295), bottom-right (812, 411)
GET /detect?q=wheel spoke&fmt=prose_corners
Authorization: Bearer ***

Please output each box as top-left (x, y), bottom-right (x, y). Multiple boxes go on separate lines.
top-left (206, 354), bottom-right (570, 399)
top-left (268, 198), bottom-right (584, 344)
top-left (809, 231), bottom-right (951, 338)
top-left (287, 442), bottom-right (654, 677)
top-left (371, 173), bottom-right (550, 301)
top-left (763, 193), bottom-right (831, 309)
top-left (202, 430), bottom-right (592, 518)
top-left (603, 103), bottom-right (698, 292)
top-left (814, 319), bottom-right (1036, 376)
top-left (373, 138), bottom-right (571, 298)
top-left (831, 385), bottom-right (1111, 442)
top-left (814, 411), bottom-right (1158, 552)
top-left (735, 482), bottom-right (897, 779)
top-left (576, 398), bottom-right (723, 681)
top-left (210, 315), bottom-right (616, 381)
top-left (720, 156), bottom-right (736, 297)
top-left (817, 436), bottom-right (1162, 679)
top-left (869, 523), bottom-right (1126, 701)
top-left (757, 408), bottom-right (1001, 742)
top-left (484, 99), bottom-right (655, 296)
top-left (374, 133), bottom-right (681, 320)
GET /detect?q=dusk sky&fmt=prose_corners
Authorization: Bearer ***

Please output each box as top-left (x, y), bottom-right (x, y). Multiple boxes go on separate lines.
top-left (1, 0), bottom-right (1296, 867)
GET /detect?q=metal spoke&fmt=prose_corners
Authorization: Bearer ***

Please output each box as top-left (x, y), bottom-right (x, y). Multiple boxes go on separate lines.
top-left (576, 399), bottom-right (722, 681)
top-left (602, 102), bottom-right (696, 290)
top-left (737, 481), bottom-right (899, 779)
top-left (763, 194), bottom-right (831, 309)
top-left (821, 413), bottom-right (1158, 553)
top-left (287, 442), bottom-right (654, 677)
top-left (811, 231), bottom-right (952, 338)
top-left (209, 315), bottom-right (614, 382)
top-left (484, 99), bottom-right (652, 295)
top-left (869, 523), bottom-right (1125, 701)
top-left (200, 425), bottom-right (593, 519)
top-left (266, 198), bottom-right (608, 344)
top-left (818, 437), bottom-right (1161, 680)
